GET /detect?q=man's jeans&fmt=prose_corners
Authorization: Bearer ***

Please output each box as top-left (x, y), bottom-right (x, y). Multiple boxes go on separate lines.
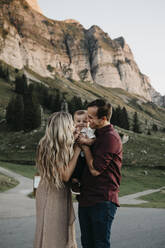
top-left (78, 201), bottom-right (117, 248)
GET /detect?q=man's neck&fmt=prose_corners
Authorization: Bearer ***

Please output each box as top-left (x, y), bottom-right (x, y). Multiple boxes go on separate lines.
top-left (97, 121), bottom-right (110, 129)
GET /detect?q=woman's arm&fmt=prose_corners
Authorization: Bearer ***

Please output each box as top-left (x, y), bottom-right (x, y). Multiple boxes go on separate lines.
top-left (82, 145), bottom-right (101, 176)
top-left (61, 144), bottom-right (81, 182)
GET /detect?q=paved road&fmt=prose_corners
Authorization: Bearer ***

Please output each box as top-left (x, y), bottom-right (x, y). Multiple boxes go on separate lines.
top-left (1, 206), bottom-right (165, 248)
top-left (0, 167), bottom-right (35, 218)
top-left (0, 167), bottom-right (165, 248)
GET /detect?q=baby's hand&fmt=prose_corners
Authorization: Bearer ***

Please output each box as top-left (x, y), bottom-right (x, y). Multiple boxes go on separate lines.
top-left (77, 134), bottom-right (88, 145)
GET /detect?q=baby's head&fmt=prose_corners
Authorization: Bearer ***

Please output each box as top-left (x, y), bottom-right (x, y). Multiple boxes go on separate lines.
top-left (74, 110), bottom-right (88, 131)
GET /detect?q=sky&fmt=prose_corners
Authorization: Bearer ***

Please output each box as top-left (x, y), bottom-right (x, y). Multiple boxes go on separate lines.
top-left (38, 0), bottom-right (165, 95)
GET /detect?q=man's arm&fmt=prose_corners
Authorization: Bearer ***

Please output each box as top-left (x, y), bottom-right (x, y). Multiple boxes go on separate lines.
top-left (82, 145), bottom-right (101, 176)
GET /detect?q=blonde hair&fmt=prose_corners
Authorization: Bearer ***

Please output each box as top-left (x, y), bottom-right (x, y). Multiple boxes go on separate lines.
top-left (36, 112), bottom-right (74, 189)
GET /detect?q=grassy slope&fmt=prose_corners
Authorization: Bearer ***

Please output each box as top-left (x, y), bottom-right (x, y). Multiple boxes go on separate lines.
top-left (0, 122), bottom-right (43, 163)
top-left (0, 75), bottom-right (165, 166)
top-left (0, 161), bottom-right (36, 179)
top-left (121, 129), bottom-right (165, 168)
top-left (27, 70), bottom-right (165, 128)
top-left (121, 191), bottom-right (165, 208)
top-left (120, 167), bottom-right (165, 196)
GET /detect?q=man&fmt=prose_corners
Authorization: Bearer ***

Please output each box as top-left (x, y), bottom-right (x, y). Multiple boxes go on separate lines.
top-left (77, 99), bottom-right (122, 248)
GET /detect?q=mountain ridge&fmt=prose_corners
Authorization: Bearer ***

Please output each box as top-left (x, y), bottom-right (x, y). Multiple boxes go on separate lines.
top-left (0, 0), bottom-right (164, 106)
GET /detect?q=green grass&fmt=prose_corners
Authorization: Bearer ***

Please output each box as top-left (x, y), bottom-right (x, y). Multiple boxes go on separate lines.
top-left (138, 190), bottom-right (165, 208)
top-left (119, 167), bottom-right (165, 197)
top-left (122, 131), bottom-right (165, 168)
top-left (0, 123), bottom-right (43, 163)
top-left (28, 191), bottom-right (35, 198)
top-left (0, 172), bottom-right (19, 192)
top-left (121, 191), bottom-right (165, 209)
top-left (0, 161), bottom-right (36, 179)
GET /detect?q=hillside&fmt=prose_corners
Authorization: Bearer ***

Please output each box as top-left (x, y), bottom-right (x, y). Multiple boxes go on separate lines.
top-left (0, 71), bottom-right (165, 168)
top-left (0, 106), bottom-right (165, 169)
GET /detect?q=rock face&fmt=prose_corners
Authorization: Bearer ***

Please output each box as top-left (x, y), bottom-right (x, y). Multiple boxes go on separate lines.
top-left (25, 0), bottom-right (42, 14)
top-left (0, 0), bottom-right (164, 105)
top-left (86, 28), bottom-right (152, 100)
top-left (149, 86), bottom-right (165, 107)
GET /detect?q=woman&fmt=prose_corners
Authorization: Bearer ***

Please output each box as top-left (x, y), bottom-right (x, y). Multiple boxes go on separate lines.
top-left (34, 112), bottom-right (81, 248)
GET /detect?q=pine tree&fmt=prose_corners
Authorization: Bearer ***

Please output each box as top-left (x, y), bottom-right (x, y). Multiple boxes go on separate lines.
top-left (39, 85), bottom-right (49, 106)
top-left (68, 96), bottom-right (83, 115)
top-left (116, 105), bottom-right (123, 127)
top-left (6, 95), bottom-right (24, 131)
top-left (111, 107), bottom-right (117, 125)
top-left (12, 94), bottom-right (24, 131)
top-left (49, 95), bottom-right (56, 112)
top-left (43, 87), bottom-right (49, 108)
top-left (121, 107), bottom-right (130, 130)
top-left (54, 89), bottom-right (62, 112)
top-left (0, 64), bottom-right (9, 80)
top-left (83, 100), bottom-right (88, 109)
top-left (133, 112), bottom-right (140, 133)
top-left (152, 124), bottom-right (158, 132)
top-left (147, 129), bottom-right (151, 135)
top-left (68, 96), bottom-right (84, 115)
top-left (6, 97), bottom-right (15, 126)
top-left (15, 74), bottom-right (28, 95)
top-left (23, 88), bottom-right (41, 131)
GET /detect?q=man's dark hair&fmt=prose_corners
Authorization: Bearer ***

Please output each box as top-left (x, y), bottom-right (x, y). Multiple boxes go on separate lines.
top-left (87, 99), bottom-right (112, 121)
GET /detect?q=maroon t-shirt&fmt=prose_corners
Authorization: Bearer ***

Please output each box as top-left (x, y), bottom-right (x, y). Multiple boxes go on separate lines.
top-left (78, 124), bottom-right (122, 207)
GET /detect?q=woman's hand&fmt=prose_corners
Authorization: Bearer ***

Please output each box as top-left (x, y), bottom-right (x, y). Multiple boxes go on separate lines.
top-left (73, 128), bottom-right (80, 141)
top-left (74, 142), bottom-right (81, 152)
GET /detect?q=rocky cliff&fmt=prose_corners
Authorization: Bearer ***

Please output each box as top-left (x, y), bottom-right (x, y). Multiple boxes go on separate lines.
top-left (0, 0), bottom-right (164, 106)
top-left (25, 0), bottom-right (42, 14)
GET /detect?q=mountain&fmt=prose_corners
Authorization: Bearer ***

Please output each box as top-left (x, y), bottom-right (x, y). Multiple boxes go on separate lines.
top-left (0, 0), bottom-right (164, 107)
top-left (25, 0), bottom-right (42, 14)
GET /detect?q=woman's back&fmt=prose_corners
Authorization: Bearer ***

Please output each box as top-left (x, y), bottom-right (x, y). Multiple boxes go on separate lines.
top-left (34, 180), bottom-right (77, 248)
top-left (34, 112), bottom-right (80, 248)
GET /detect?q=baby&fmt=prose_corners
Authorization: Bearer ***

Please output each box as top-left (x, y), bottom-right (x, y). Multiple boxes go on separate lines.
top-left (71, 110), bottom-right (95, 194)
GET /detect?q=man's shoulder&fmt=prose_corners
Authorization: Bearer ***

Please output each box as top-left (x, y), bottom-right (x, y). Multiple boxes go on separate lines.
top-left (101, 127), bottom-right (121, 142)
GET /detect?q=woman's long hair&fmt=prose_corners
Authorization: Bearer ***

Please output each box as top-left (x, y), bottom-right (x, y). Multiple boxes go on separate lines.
top-left (36, 112), bottom-right (74, 189)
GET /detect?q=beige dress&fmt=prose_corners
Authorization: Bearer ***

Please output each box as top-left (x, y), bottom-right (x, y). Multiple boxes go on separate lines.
top-left (34, 180), bottom-right (77, 248)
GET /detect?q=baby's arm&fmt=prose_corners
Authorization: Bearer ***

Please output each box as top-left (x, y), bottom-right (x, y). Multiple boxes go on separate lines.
top-left (84, 137), bottom-right (95, 146)
top-left (78, 135), bottom-right (95, 146)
